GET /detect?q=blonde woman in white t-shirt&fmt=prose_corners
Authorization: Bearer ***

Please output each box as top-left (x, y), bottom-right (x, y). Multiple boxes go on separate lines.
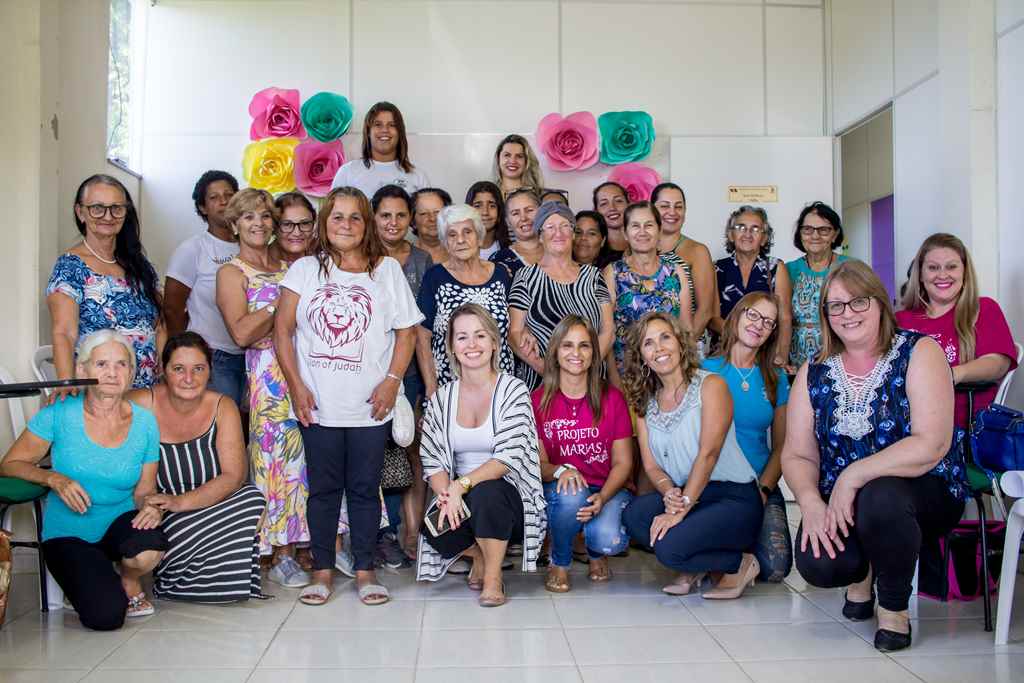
top-left (274, 186), bottom-right (424, 606)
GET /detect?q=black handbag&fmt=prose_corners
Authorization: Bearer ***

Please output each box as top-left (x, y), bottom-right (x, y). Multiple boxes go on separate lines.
top-left (380, 440), bottom-right (413, 490)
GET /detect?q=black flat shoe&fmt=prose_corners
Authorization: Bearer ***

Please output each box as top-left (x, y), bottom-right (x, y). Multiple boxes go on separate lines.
top-left (874, 623), bottom-right (912, 652)
top-left (842, 590), bottom-right (876, 621)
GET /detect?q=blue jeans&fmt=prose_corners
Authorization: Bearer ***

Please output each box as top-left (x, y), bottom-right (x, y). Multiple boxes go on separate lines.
top-left (210, 350), bottom-right (246, 409)
top-left (544, 482), bottom-right (632, 568)
top-left (754, 487), bottom-right (793, 582)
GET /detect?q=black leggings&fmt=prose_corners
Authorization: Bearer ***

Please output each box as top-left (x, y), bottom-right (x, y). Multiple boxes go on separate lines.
top-left (42, 510), bottom-right (168, 631)
top-left (423, 479), bottom-right (524, 559)
top-left (795, 475), bottom-right (965, 611)
top-left (299, 422), bottom-right (389, 572)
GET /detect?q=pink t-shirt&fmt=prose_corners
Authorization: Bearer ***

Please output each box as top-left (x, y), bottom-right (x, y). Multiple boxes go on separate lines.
top-left (896, 296), bottom-right (1017, 428)
top-left (531, 386), bottom-right (633, 487)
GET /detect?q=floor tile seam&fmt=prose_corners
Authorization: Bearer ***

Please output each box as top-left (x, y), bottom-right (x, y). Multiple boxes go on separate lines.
top-left (251, 597), bottom-right (299, 671)
top-left (84, 625), bottom-right (146, 673)
top-left (885, 654), bottom-right (933, 683)
top-left (412, 592), bottom-right (427, 671)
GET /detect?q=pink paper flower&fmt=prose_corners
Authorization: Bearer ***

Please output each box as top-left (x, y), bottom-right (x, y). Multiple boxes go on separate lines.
top-left (535, 111), bottom-right (600, 172)
top-left (608, 163), bottom-right (663, 202)
top-left (294, 139), bottom-right (346, 197)
top-left (248, 87), bottom-right (306, 140)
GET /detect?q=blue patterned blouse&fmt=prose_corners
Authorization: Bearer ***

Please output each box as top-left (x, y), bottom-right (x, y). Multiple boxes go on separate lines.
top-left (46, 254), bottom-right (160, 388)
top-left (807, 329), bottom-right (966, 501)
top-left (715, 254), bottom-right (781, 321)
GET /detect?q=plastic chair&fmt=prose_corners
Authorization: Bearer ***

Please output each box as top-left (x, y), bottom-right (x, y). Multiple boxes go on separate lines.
top-left (0, 366), bottom-right (49, 619)
top-left (31, 346), bottom-right (56, 391)
top-left (996, 470), bottom-right (1024, 644)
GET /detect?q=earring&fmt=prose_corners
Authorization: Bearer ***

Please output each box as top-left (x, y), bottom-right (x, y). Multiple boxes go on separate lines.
top-left (642, 364), bottom-right (651, 379)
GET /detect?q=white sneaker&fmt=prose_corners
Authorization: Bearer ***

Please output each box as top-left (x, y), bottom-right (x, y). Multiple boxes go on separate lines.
top-left (267, 556), bottom-right (311, 588)
top-left (335, 547), bottom-right (356, 578)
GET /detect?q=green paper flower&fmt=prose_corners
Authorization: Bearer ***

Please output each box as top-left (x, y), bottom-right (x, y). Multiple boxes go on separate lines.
top-left (598, 111), bottom-right (655, 164)
top-left (300, 92), bottom-right (353, 142)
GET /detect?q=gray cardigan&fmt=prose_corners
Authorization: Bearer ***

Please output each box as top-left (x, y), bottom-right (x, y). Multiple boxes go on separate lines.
top-left (415, 373), bottom-right (547, 581)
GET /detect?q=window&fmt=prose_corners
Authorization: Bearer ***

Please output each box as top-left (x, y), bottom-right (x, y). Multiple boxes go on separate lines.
top-left (106, 0), bottom-right (145, 172)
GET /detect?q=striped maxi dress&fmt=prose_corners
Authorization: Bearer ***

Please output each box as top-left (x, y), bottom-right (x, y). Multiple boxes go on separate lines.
top-left (152, 412), bottom-right (267, 602)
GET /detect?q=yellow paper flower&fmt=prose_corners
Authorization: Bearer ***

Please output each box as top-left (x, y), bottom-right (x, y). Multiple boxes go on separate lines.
top-left (242, 137), bottom-right (299, 194)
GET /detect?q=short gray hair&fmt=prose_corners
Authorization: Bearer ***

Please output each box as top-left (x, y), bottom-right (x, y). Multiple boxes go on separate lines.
top-left (76, 329), bottom-right (136, 383)
top-left (438, 204), bottom-right (485, 246)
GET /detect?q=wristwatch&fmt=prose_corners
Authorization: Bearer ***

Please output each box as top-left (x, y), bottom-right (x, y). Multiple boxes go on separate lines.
top-left (553, 464), bottom-right (578, 479)
top-left (458, 476), bottom-right (473, 493)
top-left (680, 494), bottom-right (695, 509)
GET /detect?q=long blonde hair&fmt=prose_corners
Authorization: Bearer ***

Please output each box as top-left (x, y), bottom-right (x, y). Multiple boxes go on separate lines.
top-left (623, 312), bottom-right (698, 416)
top-left (538, 316), bottom-right (606, 426)
top-left (900, 233), bottom-right (979, 362)
top-left (713, 291), bottom-right (781, 405)
top-left (493, 134), bottom-right (545, 193)
top-left (444, 303), bottom-right (502, 379)
top-left (817, 260), bottom-right (898, 361)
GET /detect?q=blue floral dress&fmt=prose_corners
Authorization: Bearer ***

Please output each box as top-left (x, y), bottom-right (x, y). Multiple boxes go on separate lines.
top-left (611, 255), bottom-right (682, 374)
top-left (785, 254), bottom-right (848, 367)
top-left (807, 329), bottom-right (967, 501)
top-left (46, 254), bottom-right (159, 388)
top-left (715, 254), bottom-right (781, 321)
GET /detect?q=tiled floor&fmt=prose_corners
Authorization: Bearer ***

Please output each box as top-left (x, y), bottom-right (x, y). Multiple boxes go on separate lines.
top-left (3, 521), bottom-right (1024, 682)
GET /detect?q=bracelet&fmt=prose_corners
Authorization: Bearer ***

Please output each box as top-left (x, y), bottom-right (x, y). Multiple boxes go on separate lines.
top-left (386, 372), bottom-right (401, 382)
top-left (655, 477), bottom-right (671, 487)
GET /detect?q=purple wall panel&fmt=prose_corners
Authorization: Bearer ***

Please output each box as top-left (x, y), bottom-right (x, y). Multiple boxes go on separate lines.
top-left (871, 194), bottom-right (896, 302)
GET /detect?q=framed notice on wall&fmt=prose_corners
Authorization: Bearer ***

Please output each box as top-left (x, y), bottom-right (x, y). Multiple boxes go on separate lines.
top-left (728, 185), bottom-right (778, 203)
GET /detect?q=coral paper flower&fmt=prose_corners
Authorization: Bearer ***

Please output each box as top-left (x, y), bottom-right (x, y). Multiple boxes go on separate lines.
top-left (608, 163), bottom-right (662, 203)
top-left (598, 111), bottom-right (655, 164)
top-left (242, 137), bottom-right (299, 194)
top-left (535, 111), bottom-right (600, 172)
top-left (248, 87), bottom-right (306, 141)
top-left (294, 139), bottom-right (346, 197)
top-left (301, 92), bottom-right (354, 143)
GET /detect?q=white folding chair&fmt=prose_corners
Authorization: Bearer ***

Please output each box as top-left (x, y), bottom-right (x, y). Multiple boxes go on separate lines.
top-left (989, 343), bottom-right (1023, 521)
top-left (31, 346), bottom-right (56, 393)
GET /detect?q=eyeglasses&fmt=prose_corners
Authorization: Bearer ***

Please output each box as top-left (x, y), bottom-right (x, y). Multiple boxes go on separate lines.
top-left (824, 296), bottom-right (872, 316)
top-left (82, 203), bottom-right (128, 219)
top-left (280, 219), bottom-right (315, 234)
top-left (800, 225), bottom-right (835, 237)
top-left (743, 307), bottom-right (777, 330)
top-left (731, 223), bottom-right (763, 235)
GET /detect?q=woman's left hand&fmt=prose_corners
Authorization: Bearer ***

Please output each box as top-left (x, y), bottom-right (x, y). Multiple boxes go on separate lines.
top-left (145, 493), bottom-right (183, 513)
top-left (576, 492), bottom-right (604, 522)
top-left (368, 375), bottom-right (401, 421)
top-left (131, 504), bottom-right (163, 530)
top-left (650, 511), bottom-right (684, 545)
top-left (443, 481), bottom-right (466, 530)
top-left (828, 468), bottom-right (861, 539)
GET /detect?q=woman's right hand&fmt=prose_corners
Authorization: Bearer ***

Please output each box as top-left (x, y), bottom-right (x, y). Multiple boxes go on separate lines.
top-left (663, 486), bottom-right (685, 514)
top-left (800, 497), bottom-right (841, 560)
top-left (290, 382), bottom-right (317, 427)
top-left (48, 472), bottom-right (91, 514)
top-left (518, 330), bottom-right (540, 360)
top-left (556, 466), bottom-right (587, 495)
top-left (44, 386), bottom-right (79, 406)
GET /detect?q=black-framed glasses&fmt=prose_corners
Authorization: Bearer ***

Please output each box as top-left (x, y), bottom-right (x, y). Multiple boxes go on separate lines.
top-left (743, 307), bottom-right (777, 330)
top-left (732, 223), bottom-right (763, 235)
top-left (800, 225), bottom-right (836, 237)
top-left (824, 296), bottom-right (872, 316)
top-left (280, 219), bottom-right (315, 234)
top-left (82, 203), bottom-right (128, 219)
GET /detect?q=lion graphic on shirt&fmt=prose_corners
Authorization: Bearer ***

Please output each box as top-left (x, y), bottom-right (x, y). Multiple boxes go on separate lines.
top-left (307, 283), bottom-right (372, 361)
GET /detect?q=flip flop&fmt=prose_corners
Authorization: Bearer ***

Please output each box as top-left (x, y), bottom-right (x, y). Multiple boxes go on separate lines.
top-left (358, 582), bottom-right (390, 606)
top-left (299, 583), bottom-right (332, 606)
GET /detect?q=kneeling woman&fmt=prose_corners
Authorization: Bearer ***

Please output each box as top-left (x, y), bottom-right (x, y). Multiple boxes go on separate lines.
top-left (416, 304), bottom-right (546, 607)
top-left (622, 313), bottom-right (763, 599)
top-left (532, 316), bottom-right (633, 592)
top-left (783, 260), bottom-right (965, 652)
top-left (128, 332), bottom-right (267, 602)
top-left (0, 330), bottom-right (167, 629)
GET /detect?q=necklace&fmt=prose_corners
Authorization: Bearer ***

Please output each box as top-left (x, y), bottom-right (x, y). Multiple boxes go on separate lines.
top-left (732, 364), bottom-right (757, 392)
top-left (564, 394), bottom-right (586, 420)
top-left (804, 252), bottom-right (835, 272)
top-left (83, 238), bottom-right (117, 264)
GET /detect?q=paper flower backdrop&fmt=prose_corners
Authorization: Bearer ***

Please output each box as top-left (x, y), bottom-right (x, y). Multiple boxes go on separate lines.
top-left (242, 137), bottom-right (299, 194)
top-left (536, 111), bottom-right (600, 172)
top-left (295, 139), bottom-right (346, 196)
top-left (598, 111), bottom-right (655, 164)
top-left (301, 92), bottom-right (354, 143)
top-left (248, 87), bottom-right (306, 141)
top-left (608, 163), bottom-right (662, 203)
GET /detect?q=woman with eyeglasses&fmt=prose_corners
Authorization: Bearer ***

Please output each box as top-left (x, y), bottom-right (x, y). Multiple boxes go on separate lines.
top-left (47, 174), bottom-right (164, 398)
top-left (785, 202), bottom-right (848, 369)
top-left (215, 189), bottom-right (311, 589)
top-left (272, 192), bottom-right (318, 264)
top-left (703, 293), bottom-right (792, 583)
top-left (783, 260), bottom-right (967, 652)
top-left (710, 206), bottom-right (792, 369)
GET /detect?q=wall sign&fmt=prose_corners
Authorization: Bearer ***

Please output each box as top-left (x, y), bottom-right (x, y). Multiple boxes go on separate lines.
top-left (728, 185), bottom-right (778, 203)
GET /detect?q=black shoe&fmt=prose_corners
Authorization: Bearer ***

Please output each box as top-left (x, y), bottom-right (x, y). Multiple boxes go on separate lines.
top-left (842, 590), bottom-right (876, 621)
top-left (874, 623), bottom-right (912, 652)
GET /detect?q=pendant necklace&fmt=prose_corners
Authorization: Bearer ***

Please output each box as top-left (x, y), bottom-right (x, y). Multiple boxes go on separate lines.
top-left (733, 364), bottom-right (757, 392)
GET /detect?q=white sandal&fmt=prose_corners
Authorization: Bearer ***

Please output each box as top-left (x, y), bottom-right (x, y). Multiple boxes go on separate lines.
top-left (126, 592), bottom-right (155, 618)
top-left (299, 583), bottom-right (333, 606)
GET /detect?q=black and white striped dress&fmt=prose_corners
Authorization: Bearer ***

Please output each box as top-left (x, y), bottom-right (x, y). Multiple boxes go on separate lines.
top-left (153, 416), bottom-right (266, 603)
top-left (509, 263), bottom-right (611, 389)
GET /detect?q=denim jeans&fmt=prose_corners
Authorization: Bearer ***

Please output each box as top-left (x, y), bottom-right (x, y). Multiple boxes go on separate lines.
top-left (544, 482), bottom-right (632, 568)
top-left (210, 349), bottom-right (246, 409)
top-left (753, 487), bottom-right (793, 582)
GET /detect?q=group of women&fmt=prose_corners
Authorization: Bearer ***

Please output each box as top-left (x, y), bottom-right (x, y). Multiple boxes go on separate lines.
top-left (1, 107), bottom-right (1018, 653)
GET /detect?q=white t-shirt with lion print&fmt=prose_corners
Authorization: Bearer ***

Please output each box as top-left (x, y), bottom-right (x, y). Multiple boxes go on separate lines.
top-left (281, 254), bottom-right (424, 427)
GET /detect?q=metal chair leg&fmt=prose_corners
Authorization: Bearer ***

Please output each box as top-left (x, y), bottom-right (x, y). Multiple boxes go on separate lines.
top-left (977, 494), bottom-right (992, 631)
top-left (33, 498), bottom-right (47, 613)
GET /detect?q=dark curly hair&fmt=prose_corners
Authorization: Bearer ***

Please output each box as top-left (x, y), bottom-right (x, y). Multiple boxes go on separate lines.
top-left (191, 170), bottom-right (239, 223)
top-left (793, 201), bottom-right (844, 253)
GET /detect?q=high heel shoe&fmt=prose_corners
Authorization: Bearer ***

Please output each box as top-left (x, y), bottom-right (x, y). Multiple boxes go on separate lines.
top-left (662, 572), bottom-right (706, 596)
top-left (701, 555), bottom-right (760, 600)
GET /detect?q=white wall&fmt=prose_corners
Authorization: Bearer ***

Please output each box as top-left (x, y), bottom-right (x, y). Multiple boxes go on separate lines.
top-left (139, 0), bottom-right (831, 276)
top-left (839, 108), bottom-right (893, 264)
